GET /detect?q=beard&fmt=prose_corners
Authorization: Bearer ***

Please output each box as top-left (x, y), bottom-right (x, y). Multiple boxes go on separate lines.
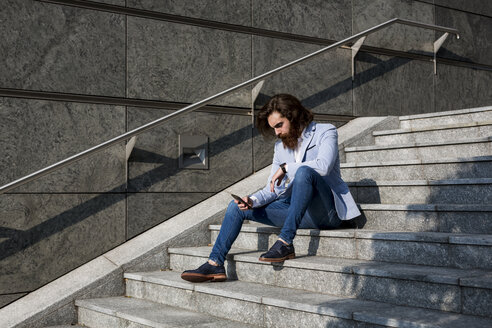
top-left (278, 126), bottom-right (301, 150)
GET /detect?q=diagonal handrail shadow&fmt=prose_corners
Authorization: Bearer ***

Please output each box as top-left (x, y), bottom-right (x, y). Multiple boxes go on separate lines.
top-left (256, 53), bottom-right (413, 109)
top-left (258, 47), bottom-right (474, 113)
top-left (0, 51), bottom-right (442, 263)
top-left (0, 124), bottom-right (252, 262)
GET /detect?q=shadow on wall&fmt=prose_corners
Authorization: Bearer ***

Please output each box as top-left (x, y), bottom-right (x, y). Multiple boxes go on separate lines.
top-left (256, 52), bottom-right (415, 111)
top-left (258, 47), bottom-right (473, 117)
top-left (0, 124), bottom-right (252, 262)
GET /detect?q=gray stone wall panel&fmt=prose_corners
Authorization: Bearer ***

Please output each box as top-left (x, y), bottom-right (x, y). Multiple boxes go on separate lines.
top-left (253, 37), bottom-right (352, 116)
top-left (0, 293), bottom-right (26, 308)
top-left (0, 0), bottom-right (125, 96)
top-left (127, 192), bottom-right (214, 238)
top-left (127, 17), bottom-right (251, 107)
top-left (353, 53), bottom-right (434, 116)
top-left (127, 108), bottom-right (253, 192)
top-left (0, 98), bottom-right (126, 193)
top-left (0, 193), bottom-right (126, 294)
top-left (253, 130), bottom-right (276, 173)
top-left (127, 0), bottom-right (251, 26)
top-left (436, 6), bottom-right (492, 66)
top-left (435, 64), bottom-right (492, 112)
top-left (434, 0), bottom-right (492, 18)
top-left (253, 0), bottom-right (351, 40)
top-left (352, 0), bottom-right (435, 54)
top-left (418, 0), bottom-right (492, 18)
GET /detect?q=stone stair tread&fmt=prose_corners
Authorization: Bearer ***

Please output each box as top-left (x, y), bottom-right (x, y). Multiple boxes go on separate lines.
top-left (208, 223), bottom-right (356, 237)
top-left (168, 245), bottom-right (258, 261)
top-left (358, 203), bottom-right (492, 212)
top-left (167, 246), bottom-right (491, 287)
top-left (346, 177), bottom-right (492, 186)
top-left (341, 155), bottom-right (492, 167)
top-left (344, 136), bottom-right (491, 152)
top-left (460, 272), bottom-right (492, 289)
top-left (124, 271), bottom-right (492, 328)
top-left (399, 106), bottom-right (492, 121)
top-left (43, 326), bottom-right (85, 328)
top-left (373, 120), bottom-right (492, 136)
top-left (76, 296), bottom-right (256, 327)
top-left (355, 231), bottom-right (492, 245)
top-left (208, 224), bottom-right (492, 245)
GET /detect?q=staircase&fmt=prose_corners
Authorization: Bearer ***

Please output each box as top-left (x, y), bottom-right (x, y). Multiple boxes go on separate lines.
top-left (64, 107), bottom-right (492, 327)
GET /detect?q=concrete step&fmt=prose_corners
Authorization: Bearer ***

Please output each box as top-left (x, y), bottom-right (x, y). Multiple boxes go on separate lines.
top-left (76, 296), bottom-right (256, 328)
top-left (44, 326), bottom-right (85, 328)
top-left (399, 106), bottom-right (492, 129)
top-left (168, 246), bottom-right (492, 317)
top-left (208, 224), bottom-right (492, 269)
top-left (347, 178), bottom-right (492, 205)
top-left (341, 156), bottom-right (492, 181)
top-left (124, 270), bottom-right (492, 328)
top-left (358, 203), bottom-right (492, 234)
top-left (344, 137), bottom-right (491, 162)
top-left (374, 121), bottom-right (492, 146)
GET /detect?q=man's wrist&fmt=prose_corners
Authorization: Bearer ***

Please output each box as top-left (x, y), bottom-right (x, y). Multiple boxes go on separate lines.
top-left (280, 163), bottom-right (287, 174)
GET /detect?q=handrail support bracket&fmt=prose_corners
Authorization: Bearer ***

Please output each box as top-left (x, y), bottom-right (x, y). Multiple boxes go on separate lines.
top-left (251, 80), bottom-right (265, 124)
top-left (126, 136), bottom-right (137, 161)
top-left (252, 80), bottom-right (265, 107)
top-left (351, 36), bottom-right (367, 80)
top-left (433, 32), bottom-right (449, 75)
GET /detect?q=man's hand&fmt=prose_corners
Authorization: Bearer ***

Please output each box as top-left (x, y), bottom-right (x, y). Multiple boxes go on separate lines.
top-left (235, 196), bottom-right (253, 211)
top-left (270, 167), bottom-right (286, 192)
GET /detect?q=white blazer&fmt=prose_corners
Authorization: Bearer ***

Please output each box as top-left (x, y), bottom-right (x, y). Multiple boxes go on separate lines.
top-left (250, 122), bottom-right (360, 221)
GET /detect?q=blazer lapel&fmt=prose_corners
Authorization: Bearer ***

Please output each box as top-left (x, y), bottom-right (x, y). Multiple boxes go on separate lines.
top-left (298, 122), bottom-right (316, 162)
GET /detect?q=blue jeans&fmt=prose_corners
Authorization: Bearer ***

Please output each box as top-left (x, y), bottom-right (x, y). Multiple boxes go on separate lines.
top-left (209, 166), bottom-right (341, 265)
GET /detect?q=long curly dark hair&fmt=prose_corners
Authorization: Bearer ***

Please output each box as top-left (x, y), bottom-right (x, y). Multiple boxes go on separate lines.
top-left (256, 94), bottom-right (314, 147)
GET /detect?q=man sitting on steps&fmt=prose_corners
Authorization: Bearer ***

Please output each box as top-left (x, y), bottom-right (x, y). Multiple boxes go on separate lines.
top-left (181, 93), bottom-right (360, 282)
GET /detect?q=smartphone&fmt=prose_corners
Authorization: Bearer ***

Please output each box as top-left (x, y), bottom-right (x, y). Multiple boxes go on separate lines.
top-left (231, 194), bottom-right (252, 209)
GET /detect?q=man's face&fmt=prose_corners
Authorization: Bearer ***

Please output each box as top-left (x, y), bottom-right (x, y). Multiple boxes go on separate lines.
top-left (268, 111), bottom-right (299, 149)
top-left (267, 111), bottom-right (291, 138)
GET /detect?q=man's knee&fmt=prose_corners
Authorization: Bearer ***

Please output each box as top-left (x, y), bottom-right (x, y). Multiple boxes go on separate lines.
top-left (227, 199), bottom-right (240, 212)
top-left (225, 200), bottom-right (246, 220)
top-left (294, 166), bottom-right (316, 182)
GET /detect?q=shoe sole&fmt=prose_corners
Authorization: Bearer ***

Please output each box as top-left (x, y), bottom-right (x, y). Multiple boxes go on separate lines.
top-left (181, 273), bottom-right (227, 283)
top-left (258, 253), bottom-right (295, 262)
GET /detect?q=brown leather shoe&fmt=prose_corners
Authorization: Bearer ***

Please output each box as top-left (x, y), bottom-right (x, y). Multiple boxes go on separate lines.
top-left (259, 240), bottom-right (295, 262)
top-left (181, 262), bottom-right (227, 282)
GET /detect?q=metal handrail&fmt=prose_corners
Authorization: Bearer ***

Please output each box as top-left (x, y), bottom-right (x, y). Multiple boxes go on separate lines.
top-left (0, 18), bottom-right (459, 194)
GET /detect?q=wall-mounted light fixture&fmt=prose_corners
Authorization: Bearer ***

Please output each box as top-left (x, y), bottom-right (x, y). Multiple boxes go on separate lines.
top-left (179, 135), bottom-right (209, 169)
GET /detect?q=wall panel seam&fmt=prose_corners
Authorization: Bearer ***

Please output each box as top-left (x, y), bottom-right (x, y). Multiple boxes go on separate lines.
top-left (0, 88), bottom-right (252, 115)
